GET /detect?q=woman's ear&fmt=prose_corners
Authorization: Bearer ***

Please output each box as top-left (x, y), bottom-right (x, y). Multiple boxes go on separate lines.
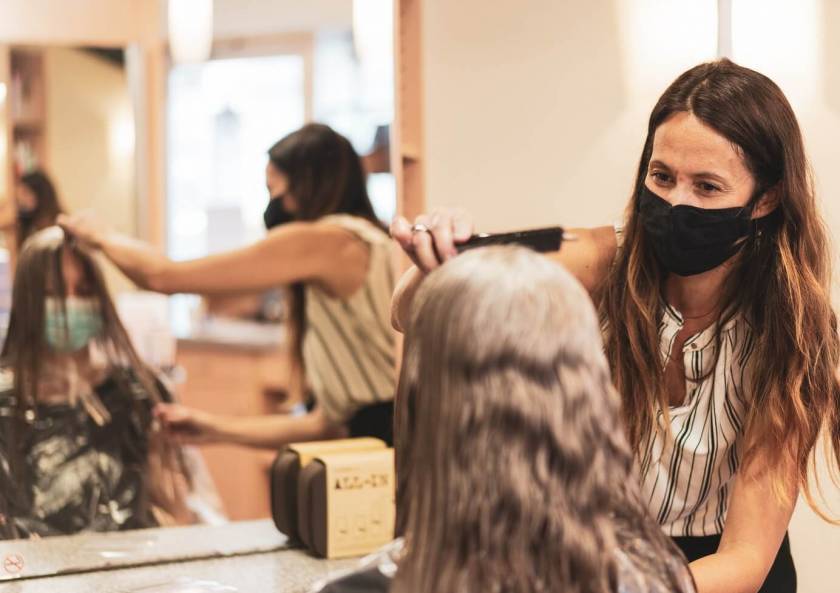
top-left (753, 185), bottom-right (781, 219)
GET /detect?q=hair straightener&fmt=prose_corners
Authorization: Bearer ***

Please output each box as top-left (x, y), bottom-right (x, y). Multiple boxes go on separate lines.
top-left (454, 226), bottom-right (576, 254)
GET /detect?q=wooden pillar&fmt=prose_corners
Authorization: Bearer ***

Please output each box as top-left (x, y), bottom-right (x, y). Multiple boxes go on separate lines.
top-left (132, 0), bottom-right (168, 249)
top-left (393, 0), bottom-right (425, 223)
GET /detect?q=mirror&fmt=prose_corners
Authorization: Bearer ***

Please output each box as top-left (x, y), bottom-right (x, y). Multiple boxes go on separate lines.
top-left (0, 45), bottom-right (138, 294)
top-left (0, 43), bottom-right (145, 548)
top-left (0, 0), bottom-right (395, 579)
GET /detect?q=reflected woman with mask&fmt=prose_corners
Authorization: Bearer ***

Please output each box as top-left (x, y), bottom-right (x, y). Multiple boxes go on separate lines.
top-left (0, 170), bottom-right (65, 262)
top-left (391, 60), bottom-right (840, 593)
top-left (0, 227), bottom-right (195, 539)
top-left (15, 170), bottom-right (65, 247)
top-left (60, 123), bottom-right (397, 447)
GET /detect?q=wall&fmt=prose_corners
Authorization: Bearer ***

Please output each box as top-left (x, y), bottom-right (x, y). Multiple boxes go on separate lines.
top-left (421, 1), bottom-right (724, 231)
top-left (0, 0), bottom-right (155, 46)
top-left (45, 47), bottom-right (136, 293)
top-left (0, 0), bottom-right (167, 248)
top-left (212, 0), bottom-right (351, 39)
top-left (420, 0), bottom-right (839, 590)
top-left (741, 3), bottom-right (840, 589)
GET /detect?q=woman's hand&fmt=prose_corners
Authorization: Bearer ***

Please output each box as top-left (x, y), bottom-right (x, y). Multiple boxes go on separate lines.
top-left (57, 211), bottom-right (110, 250)
top-left (154, 403), bottom-right (223, 445)
top-left (390, 208), bottom-right (475, 273)
top-left (389, 208), bottom-right (475, 331)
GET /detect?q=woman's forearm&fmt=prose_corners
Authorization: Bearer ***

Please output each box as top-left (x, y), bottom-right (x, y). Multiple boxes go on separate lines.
top-left (689, 546), bottom-right (769, 593)
top-left (99, 230), bottom-right (174, 292)
top-left (391, 266), bottom-right (426, 333)
top-left (211, 409), bottom-right (346, 450)
top-left (692, 456), bottom-right (796, 593)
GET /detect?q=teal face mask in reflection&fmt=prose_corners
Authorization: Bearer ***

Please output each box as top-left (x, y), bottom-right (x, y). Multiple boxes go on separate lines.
top-left (44, 297), bottom-right (104, 353)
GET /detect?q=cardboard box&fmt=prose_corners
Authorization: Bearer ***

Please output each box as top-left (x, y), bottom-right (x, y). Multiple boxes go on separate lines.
top-left (270, 438), bottom-right (386, 541)
top-left (298, 448), bottom-right (395, 559)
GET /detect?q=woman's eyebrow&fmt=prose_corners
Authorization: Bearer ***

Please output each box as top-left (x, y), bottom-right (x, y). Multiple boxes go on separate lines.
top-left (648, 159), bottom-right (671, 171)
top-left (650, 160), bottom-right (730, 185)
top-left (692, 171), bottom-right (729, 185)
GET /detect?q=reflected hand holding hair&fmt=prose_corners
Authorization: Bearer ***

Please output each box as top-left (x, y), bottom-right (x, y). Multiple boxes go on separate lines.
top-left (57, 211), bottom-right (110, 250)
top-left (390, 208), bottom-right (474, 272)
top-left (154, 403), bottom-right (223, 445)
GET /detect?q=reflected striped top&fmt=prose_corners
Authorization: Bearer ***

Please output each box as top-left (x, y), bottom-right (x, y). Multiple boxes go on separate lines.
top-left (302, 214), bottom-right (397, 424)
top-left (638, 303), bottom-right (755, 537)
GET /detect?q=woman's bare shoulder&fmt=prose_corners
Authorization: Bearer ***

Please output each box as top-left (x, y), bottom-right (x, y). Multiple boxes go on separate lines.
top-left (547, 226), bottom-right (618, 293)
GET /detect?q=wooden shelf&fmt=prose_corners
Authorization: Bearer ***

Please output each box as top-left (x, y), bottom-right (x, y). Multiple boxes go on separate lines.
top-left (12, 118), bottom-right (44, 131)
top-left (400, 144), bottom-right (421, 160)
top-left (8, 47), bottom-right (47, 174)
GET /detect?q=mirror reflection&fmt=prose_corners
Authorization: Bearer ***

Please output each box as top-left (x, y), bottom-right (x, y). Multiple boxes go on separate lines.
top-left (0, 225), bottom-right (214, 539)
top-left (0, 44), bottom-right (152, 543)
top-left (0, 0), bottom-right (395, 562)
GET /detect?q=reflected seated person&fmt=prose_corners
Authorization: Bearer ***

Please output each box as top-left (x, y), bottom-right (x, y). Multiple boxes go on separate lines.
top-left (0, 227), bottom-right (202, 539)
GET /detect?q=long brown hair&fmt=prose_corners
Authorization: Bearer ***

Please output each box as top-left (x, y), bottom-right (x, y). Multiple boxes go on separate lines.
top-left (394, 247), bottom-right (693, 593)
top-left (600, 59), bottom-right (840, 513)
top-left (1, 227), bottom-right (166, 492)
top-left (17, 170), bottom-right (64, 247)
top-left (267, 123), bottom-right (386, 362)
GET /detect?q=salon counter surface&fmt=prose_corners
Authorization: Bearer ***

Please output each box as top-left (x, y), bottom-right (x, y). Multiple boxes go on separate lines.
top-left (0, 520), bottom-right (359, 593)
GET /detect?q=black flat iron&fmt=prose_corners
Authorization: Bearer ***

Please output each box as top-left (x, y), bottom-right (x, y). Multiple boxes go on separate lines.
top-left (455, 226), bottom-right (575, 254)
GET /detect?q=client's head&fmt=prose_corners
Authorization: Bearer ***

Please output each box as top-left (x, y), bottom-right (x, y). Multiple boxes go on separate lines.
top-left (2, 226), bottom-right (154, 407)
top-left (394, 246), bottom-right (687, 593)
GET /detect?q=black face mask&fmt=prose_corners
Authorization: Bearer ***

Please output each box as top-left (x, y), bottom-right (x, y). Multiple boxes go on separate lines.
top-left (263, 195), bottom-right (296, 230)
top-left (17, 208), bottom-right (36, 225)
top-left (637, 184), bottom-right (777, 276)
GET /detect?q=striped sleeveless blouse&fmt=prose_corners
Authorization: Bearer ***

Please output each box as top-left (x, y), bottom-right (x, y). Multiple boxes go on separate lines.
top-left (637, 303), bottom-right (756, 536)
top-left (302, 214), bottom-right (397, 424)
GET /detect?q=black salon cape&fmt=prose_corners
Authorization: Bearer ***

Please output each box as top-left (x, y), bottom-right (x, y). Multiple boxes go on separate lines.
top-left (0, 368), bottom-right (166, 539)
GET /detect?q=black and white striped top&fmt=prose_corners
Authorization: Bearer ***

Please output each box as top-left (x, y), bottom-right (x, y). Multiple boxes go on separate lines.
top-left (302, 214), bottom-right (397, 424)
top-left (638, 303), bottom-right (756, 537)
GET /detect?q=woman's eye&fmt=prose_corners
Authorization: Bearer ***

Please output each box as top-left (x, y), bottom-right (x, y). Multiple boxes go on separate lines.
top-left (650, 171), bottom-right (671, 184)
top-left (698, 182), bottom-right (721, 193)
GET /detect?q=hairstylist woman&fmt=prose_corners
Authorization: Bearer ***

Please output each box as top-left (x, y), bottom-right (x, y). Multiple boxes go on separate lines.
top-left (60, 123), bottom-right (398, 447)
top-left (391, 59), bottom-right (840, 593)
